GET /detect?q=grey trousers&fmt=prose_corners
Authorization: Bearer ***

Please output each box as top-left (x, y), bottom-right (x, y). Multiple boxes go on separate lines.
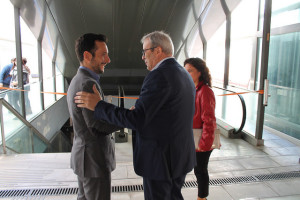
top-left (77, 174), bottom-right (111, 200)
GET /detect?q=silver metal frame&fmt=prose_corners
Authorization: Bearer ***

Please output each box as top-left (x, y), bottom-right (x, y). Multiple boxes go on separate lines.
top-left (14, 7), bottom-right (26, 117)
top-left (255, 0), bottom-right (272, 141)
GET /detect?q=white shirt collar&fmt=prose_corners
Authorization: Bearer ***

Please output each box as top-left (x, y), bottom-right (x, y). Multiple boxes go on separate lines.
top-left (151, 57), bottom-right (173, 71)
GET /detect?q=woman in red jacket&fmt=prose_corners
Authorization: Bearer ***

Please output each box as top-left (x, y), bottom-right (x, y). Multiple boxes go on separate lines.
top-left (184, 58), bottom-right (216, 200)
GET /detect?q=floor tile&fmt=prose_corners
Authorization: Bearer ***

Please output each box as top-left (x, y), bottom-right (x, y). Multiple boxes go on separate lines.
top-left (272, 147), bottom-right (298, 156)
top-left (112, 165), bottom-right (128, 179)
top-left (261, 194), bottom-right (300, 200)
top-left (238, 157), bottom-right (280, 170)
top-left (271, 139), bottom-right (297, 148)
top-left (269, 155), bottom-right (300, 166)
top-left (265, 179), bottom-right (300, 196)
top-left (208, 159), bottom-right (245, 173)
top-left (223, 182), bottom-right (279, 200)
top-left (208, 186), bottom-right (234, 200)
top-left (267, 166), bottom-right (300, 173)
top-left (232, 169), bottom-right (270, 177)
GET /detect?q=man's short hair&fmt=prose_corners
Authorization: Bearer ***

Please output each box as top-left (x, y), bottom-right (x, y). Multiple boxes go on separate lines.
top-left (75, 33), bottom-right (107, 62)
top-left (141, 31), bottom-right (174, 56)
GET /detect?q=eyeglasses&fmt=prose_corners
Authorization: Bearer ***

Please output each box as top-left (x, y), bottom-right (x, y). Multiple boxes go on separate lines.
top-left (142, 47), bottom-right (157, 56)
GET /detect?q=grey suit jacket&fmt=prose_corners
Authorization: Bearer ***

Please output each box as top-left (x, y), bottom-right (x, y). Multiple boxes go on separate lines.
top-left (67, 68), bottom-right (120, 178)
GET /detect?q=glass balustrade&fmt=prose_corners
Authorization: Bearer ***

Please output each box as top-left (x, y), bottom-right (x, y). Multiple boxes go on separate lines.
top-left (0, 101), bottom-right (48, 154)
top-left (0, 75), bottom-right (67, 154)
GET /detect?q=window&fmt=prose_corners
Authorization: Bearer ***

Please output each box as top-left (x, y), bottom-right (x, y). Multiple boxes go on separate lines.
top-left (229, 0), bottom-right (259, 89)
top-left (206, 23), bottom-right (226, 85)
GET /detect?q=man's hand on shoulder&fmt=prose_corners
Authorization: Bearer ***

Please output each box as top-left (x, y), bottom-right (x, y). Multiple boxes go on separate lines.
top-left (75, 84), bottom-right (102, 111)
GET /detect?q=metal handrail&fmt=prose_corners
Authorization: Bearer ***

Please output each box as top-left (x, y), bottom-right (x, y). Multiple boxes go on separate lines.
top-left (213, 86), bottom-right (247, 134)
top-left (0, 98), bottom-right (50, 154)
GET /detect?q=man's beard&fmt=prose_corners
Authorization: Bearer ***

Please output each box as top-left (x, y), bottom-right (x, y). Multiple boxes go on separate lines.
top-left (92, 65), bottom-right (104, 74)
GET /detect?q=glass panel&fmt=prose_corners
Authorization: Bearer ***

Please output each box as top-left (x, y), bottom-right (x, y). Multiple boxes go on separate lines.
top-left (55, 65), bottom-right (64, 100)
top-left (176, 44), bottom-right (187, 65)
top-left (255, 38), bottom-right (262, 90)
top-left (213, 88), bottom-right (244, 130)
top-left (7, 89), bottom-right (22, 114)
top-left (42, 49), bottom-right (53, 80)
top-left (25, 81), bottom-right (42, 120)
top-left (257, 0), bottom-right (299, 30)
top-left (2, 82), bottom-right (42, 121)
top-left (44, 77), bottom-right (55, 108)
top-left (213, 86), bottom-right (259, 136)
top-left (258, 0), bottom-right (266, 31)
top-left (42, 47), bottom-right (55, 108)
top-left (1, 103), bottom-right (20, 140)
top-left (207, 23), bottom-right (226, 85)
top-left (0, 103), bottom-right (48, 153)
top-left (271, 0), bottom-right (300, 28)
top-left (265, 31), bottom-right (300, 140)
top-left (229, 0), bottom-right (259, 89)
top-left (188, 26), bottom-right (203, 58)
top-left (1, 105), bottom-right (32, 153)
top-left (6, 124), bottom-right (33, 153)
top-left (20, 17), bottom-right (39, 85)
top-left (242, 93), bottom-right (259, 135)
top-left (202, 0), bottom-right (226, 40)
top-left (55, 74), bottom-right (64, 100)
top-left (0, 0), bottom-right (15, 68)
top-left (20, 17), bottom-right (38, 118)
top-left (33, 133), bottom-right (48, 153)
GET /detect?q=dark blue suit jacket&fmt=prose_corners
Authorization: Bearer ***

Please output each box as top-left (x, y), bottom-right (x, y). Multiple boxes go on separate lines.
top-left (94, 58), bottom-right (196, 180)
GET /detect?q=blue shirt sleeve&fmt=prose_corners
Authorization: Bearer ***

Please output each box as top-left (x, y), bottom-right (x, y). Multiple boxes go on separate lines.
top-left (0, 64), bottom-right (13, 84)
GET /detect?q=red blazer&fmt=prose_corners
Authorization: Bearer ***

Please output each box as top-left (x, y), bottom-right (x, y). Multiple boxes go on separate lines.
top-left (193, 81), bottom-right (216, 152)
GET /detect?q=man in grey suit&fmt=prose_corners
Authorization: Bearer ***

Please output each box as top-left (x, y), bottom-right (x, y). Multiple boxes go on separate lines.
top-left (67, 33), bottom-right (120, 200)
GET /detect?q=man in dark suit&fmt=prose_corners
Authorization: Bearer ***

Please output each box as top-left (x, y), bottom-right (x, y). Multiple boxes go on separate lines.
top-left (75, 31), bottom-right (196, 200)
top-left (67, 33), bottom-right (120, 200)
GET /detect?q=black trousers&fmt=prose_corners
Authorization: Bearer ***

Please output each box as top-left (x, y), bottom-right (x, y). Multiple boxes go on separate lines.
top-left (194, 150), bottom-right (213, 198)
top-left (143, 174), bottom-right (186, 200)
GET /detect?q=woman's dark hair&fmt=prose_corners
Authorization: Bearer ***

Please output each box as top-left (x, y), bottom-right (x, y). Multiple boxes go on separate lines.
top-left (184, 57), bottom-right (212, 87)
top-left (75, 33), bottom-right (107, 62)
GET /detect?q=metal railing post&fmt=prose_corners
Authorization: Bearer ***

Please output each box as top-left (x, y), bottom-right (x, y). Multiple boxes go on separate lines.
top-left (0, 101), bottom-right (7, 154)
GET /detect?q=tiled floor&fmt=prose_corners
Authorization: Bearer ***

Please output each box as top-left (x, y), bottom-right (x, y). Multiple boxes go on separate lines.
top-left (0, 129), bottom-right (300, 200)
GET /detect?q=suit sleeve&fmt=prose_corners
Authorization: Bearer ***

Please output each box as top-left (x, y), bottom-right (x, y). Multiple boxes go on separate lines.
top-left (81, 80), bottom-right (122, 135)
top-left (93, 70), bottom-right (170, 135)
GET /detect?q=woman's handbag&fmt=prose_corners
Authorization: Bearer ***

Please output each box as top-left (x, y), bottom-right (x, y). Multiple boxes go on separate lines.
top-left (193, 128), bottom-right (221, 150)
top-left (211, 128), bottom-right (221, 149)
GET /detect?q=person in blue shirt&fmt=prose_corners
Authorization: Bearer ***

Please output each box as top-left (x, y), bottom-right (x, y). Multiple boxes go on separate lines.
top-left (0, 58), bottom-right (16, 89)
top-left (0, 58), bottom-right (16, 104)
